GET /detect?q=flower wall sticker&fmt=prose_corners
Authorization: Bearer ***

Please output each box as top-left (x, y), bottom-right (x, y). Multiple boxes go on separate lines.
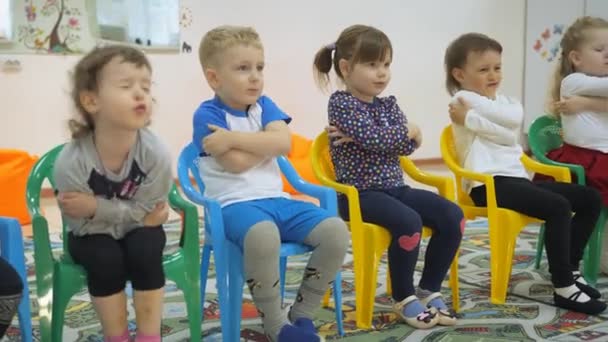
top-left (17, 0), bottom-right (83, 54)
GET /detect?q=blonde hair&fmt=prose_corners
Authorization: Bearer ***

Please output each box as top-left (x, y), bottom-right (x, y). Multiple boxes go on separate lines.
top-left (548, 16), bottom-right (608, 114)
top-left (70, 45), bottom-right (151, 139)
top-left (313, 25), bottom-right (392, 91)
top-left (198, 25), bottom-right (263, 70)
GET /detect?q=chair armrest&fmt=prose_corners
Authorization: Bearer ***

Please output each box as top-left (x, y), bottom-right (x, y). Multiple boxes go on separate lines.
top-left (521, 154), bottom-right (571, 183)
top-left (399, 157), bottom-right (455, 200)
top-left (168, 185), bottom-right (200, 256)
top-left (529, 152), bottom-right (586, 185)
top-left (277, 156), bottom-right (337, 215)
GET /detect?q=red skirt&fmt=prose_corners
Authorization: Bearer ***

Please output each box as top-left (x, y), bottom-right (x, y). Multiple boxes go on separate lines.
top-left (534, 143), bottom-right (608, 206)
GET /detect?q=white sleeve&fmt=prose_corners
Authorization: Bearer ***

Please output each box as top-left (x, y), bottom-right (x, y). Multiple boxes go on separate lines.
top-left (562, 73), bottom-right (608, 98)
top-left (455, 91), bottom-right (523, 129)
top-left (464, 111), bottom-right (518, 145)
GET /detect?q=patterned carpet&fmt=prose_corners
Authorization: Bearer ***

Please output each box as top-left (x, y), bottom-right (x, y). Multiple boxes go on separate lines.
top-left (5, 218), bottom-right (608, 341)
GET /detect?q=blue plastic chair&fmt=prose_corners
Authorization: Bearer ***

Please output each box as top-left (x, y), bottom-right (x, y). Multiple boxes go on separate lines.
top-left (0, 217), bottom-right (33, 342)
top-left (178, 143), bottom-right (344, 341)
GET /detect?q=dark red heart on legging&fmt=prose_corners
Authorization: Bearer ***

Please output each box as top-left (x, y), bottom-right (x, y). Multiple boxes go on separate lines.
top-left (398, 232), bottom-right (420, 251)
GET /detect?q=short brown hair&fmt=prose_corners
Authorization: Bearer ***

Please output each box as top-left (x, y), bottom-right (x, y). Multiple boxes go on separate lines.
top-left (313, 25), bottom-right (392, 90)
top-left (444, 33), bottom-right (503, 95)
top-left (198, 25), bottom-right (263, 70)
top-left (70, 45), bottom-right (151, 139)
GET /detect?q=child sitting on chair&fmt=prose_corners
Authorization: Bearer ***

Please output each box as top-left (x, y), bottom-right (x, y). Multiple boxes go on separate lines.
top-left (445, 32), bottom-right (605, 314)
top-left (542, 17), bottom-right (608, 273)
top-left (192, 25), bottom-right (349, 341)
top-left (314, 24), bottom-right (464, 329)
top-left (54, 45), bottom-right (173, 342)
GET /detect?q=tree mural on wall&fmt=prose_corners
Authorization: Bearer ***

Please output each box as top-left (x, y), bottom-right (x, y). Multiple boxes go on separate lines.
top-left (17, 0), bottom-right (82, 53)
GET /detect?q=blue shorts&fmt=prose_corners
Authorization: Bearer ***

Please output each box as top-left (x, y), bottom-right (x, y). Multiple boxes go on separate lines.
top-left (222, 197), bottom-right (333, 248)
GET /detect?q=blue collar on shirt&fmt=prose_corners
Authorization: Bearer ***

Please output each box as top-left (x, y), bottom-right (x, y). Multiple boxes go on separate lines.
top-left (212, 95), bottom-right (253, 117)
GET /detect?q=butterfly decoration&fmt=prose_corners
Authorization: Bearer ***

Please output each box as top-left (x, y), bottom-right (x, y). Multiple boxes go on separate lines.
top-left (533, 39), bottom-right (542, 52)
top-left (553, 24), bottom-right (564, 35)
top-left (541, 28), bottom-right (551, 40)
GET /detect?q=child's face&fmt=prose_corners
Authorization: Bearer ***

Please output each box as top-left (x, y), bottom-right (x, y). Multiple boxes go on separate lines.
top-left (570, 28), bottom-right (608, 77)
top-left (453, 50), bottom-right (502, 99)
top-left (341, 53), bottom-right (392, 103)
top-left (82, 56), bottom-right (153, 131)
top-left (208, 44), bottom-right (264, 111)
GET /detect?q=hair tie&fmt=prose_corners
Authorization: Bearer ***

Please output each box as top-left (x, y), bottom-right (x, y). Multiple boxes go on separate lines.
top-left (326, 42), bottom-right (336, 51)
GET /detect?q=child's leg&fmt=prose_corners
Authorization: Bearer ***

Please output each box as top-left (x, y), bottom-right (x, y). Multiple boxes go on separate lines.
top-left (242, 221), bottom-right (289, 339)
top-left (123, 226), bottom-right (167, 340)
top-left (68, 233), bottom-right (129, 340)
top-left (391, 187), bottom-right (463, 322)
top-left (535, 182), bottom-right (602, 274)
top-left (392, 187), bottom-right (463, 294)
top-left (337, 190), bottom-right (438, 327)
top-left (223, 201), bottom-right (317, 341)
top-left (0, 258), bottom-right (23, 339)
top-left (470, 177), bottom-right (605, 314)
top-left (287, 216), bottom-right (349, 322)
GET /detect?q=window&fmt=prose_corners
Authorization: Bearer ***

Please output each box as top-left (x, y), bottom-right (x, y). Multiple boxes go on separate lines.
top-left (95, 0), bottom-right (179, 48)
top-left (0, 0), bottom-right (12, 41)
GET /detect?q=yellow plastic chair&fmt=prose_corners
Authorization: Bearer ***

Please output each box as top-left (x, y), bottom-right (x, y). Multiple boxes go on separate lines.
top-left (439, 125), bottom-right (571, 304)
top-left (312, 131), bottom-right (460, 329)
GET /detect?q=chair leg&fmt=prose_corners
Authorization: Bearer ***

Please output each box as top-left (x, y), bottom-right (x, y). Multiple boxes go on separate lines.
top-left (182, 274), bottom-right (202, 340)
top-left (332, 272), bottom-right (344, 336)
top-left (353, 250), bottom-right (380, 329)
top-left (280, 256), bottom-right (287, 306)
top-left (200, 245), bottom-right (212, 311)
top-left (449, 251), bottom-right (460, 313)
top-left (489, 221), bottom-right (516, 305)
top-left (50, 282), bottom-right (71, 342)
top-left (534, 224), bottom-right (545, 270)
top-left (227, 243), bottom-right (245, 342)
top-left (583, 210), bottom-right (607, 286)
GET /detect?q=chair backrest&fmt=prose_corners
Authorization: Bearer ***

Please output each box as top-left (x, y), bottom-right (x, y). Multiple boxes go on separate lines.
top-left (177, 142), bottom-right (206, 201)
top-left (439, 126), bottom-right (474, 206)
top-left (311, 131), bottom-right (337, 182)
top-left (528, 115), bottom-right (562, 158)
top-left (25, 144), bottom-right (68, 252)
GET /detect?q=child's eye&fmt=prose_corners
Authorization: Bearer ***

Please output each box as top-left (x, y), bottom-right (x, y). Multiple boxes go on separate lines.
top-left (238, 65), bottom-right (249, 71)
top-left (495, 66), bottom-right (502, 71)
top-left (384, 62), bottom-right (391, 67)
top-left (479, 68), bottom-right (488, 72)
top-left (257, 64), bottom-right (264, 71)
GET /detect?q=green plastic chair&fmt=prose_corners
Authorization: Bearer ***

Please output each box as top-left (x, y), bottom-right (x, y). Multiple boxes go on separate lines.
top-left (528, 115), bottom-right (608, 285)
top-left (25, 144), bottom-right (202, 342)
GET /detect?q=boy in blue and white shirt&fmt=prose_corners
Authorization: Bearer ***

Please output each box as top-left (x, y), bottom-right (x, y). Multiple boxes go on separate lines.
top-left (192, 25), bottom-right (349, 341)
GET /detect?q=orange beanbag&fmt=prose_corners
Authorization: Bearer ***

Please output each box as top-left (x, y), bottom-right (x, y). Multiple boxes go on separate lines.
top-left (282, 133), bottom-right (320, 194)
top-left (0, 150), bottom-right (38, 225)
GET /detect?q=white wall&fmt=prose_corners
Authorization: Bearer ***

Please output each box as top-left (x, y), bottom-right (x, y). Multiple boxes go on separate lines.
top-left (0, 0), bottom-right (526, 163)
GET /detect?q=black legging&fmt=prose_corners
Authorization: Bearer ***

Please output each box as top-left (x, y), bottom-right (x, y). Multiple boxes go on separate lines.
top-left (0, 257), bottom-right (23, 338)
top-left (338, 186), bottom-right (464, 301)
top-left (470, 176), bottom-right (602, 288)
top-left (68, 226), bottom-right (167, 297)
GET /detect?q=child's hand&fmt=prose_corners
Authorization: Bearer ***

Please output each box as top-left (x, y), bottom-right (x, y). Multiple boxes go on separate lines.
top-left (203, 124), bottom-right (233, 156)
top-left (406, 122), bottom-right (422, 147)
top-left (555, 96), bottom-right (585, 115)
top-left (448, 97), bottom-right (471, 125)
top-left (143, 202), bottom-right (169, 227)
top-left (326, 125), bottom-right (354, 146)
top-left (57, 192), bottom-right (97, 219)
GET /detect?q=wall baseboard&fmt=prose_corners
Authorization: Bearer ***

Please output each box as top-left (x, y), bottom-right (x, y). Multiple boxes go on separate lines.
top-left (40, 158), bottom-right (446, 198)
